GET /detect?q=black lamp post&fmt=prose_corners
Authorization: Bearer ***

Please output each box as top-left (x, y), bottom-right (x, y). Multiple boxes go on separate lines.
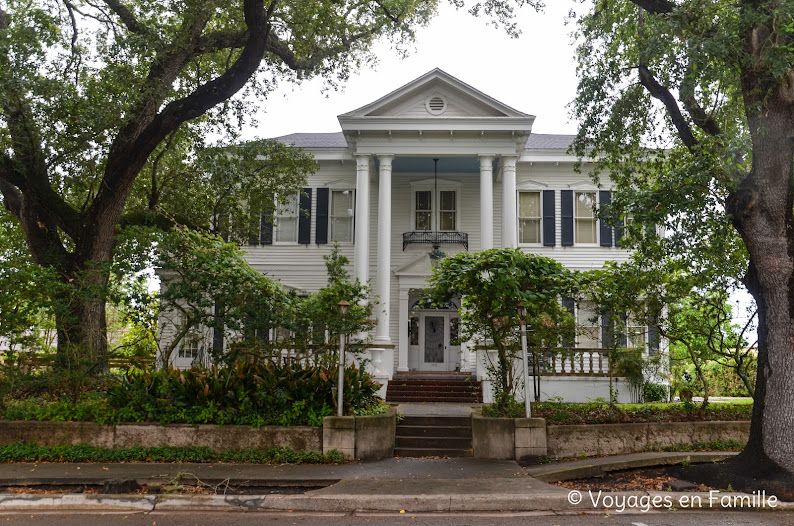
top-left (337, 300), bottom-right (350, 417)
top-left (517, 301), bottom-right (531, 418)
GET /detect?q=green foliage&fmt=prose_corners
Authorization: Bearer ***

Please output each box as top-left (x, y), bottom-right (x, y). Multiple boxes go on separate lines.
top-left (657, 440), bottom-right (746, 453)
top-left (533, 400), bottom-right (752, 425)
top-left (0, 442), bottom-right (344, 464)
top-left (643, 382), bottom-right (668, 403)
top-left (104, 360), bottom-right (379, 426)
top-left (429, 248), bottom-right (577, 414)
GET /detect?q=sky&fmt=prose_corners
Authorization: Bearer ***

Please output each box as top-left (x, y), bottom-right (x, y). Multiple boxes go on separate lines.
top-left (244, 1), bottom-right (582, 140)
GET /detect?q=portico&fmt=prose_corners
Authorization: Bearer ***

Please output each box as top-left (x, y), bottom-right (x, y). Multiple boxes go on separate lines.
top-left (338, 68), bottom-right (534, 379)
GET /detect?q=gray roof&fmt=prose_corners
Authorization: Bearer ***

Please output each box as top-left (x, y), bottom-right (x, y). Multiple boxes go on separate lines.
top-left (524, 133), bottom-right (576, 150)
top-left (274, 131), bottom-right (575, 151)
top-left (275, 132), bottom-right (348, 148)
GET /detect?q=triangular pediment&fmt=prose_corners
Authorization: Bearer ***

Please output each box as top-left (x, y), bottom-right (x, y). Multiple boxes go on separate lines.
top-left (394, 252), bottom-right (434, 277)
top-left (339, 68), bottom-right (532, 120)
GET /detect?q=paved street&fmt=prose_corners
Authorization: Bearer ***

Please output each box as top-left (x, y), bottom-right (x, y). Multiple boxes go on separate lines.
top-left (0, 510), bottom-right (790, 525)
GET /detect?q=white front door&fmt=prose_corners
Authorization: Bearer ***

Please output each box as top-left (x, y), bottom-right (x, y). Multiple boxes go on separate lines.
top-left (418, 311), bottom-right (460, 371)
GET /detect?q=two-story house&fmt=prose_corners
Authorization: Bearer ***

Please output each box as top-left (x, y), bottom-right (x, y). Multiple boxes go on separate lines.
top-left (164, 68), bottom-right (661, 403)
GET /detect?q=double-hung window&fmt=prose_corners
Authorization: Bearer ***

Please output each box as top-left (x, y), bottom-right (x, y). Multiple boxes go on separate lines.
top-left (274, 193), bottom-right (299, 243)
top-left (329, 190), bottom-right (354, 242)
top-left (576, 300), bottom-right (600, 348)
top-left (518, 191), bottom-right (542, 244)
top-left (574, 191), bottom-right (597, 244)
top-left (412, 186), bottom-right (458, 231)
top-left (626, 314), bottom-right (646, 348)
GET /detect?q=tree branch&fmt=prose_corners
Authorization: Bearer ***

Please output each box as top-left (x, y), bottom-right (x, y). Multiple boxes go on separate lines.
top-left (101, 0), bottom-right (150, 35)
top-left (638, 64), bottom-right (699, 151)
top-left (629, 0), bottom-right (675, 14)
top-left (680, 64), bottom-right (724, 137)
top-left (0, 177), bottom-right (23, 218)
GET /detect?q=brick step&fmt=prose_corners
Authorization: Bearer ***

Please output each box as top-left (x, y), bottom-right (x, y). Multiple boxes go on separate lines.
top-left (389, 379), bottom-right (481, 386)
top-left (386, 394), bottom-right (481, 403)
top-left (387, 381), bottom-right (481, 388)
top-left (395, 436), bottom-right (472, 449)
top-left (386, 386), bottom-right (481, 395)
top-left (400, 416), bottom-right (472, 427)
top-left (394, 447), bottom-right (473, 458)
top-left (396, 425), bottom-right (473, 438)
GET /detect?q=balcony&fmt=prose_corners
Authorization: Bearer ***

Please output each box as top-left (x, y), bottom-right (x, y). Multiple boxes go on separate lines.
top-left (402, 231), bottom-right (469, 251)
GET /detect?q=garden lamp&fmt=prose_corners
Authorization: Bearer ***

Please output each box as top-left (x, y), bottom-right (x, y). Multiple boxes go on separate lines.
top-left (518, 301), bottom-right (531, 418)
top-left (337, 301), bottom-right (350, 417)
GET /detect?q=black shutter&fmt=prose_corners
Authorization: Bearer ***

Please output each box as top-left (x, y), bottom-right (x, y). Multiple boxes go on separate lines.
top-left (601, 313), bottom-right (613, 349)
top-left (619, 312), bottom-right (628, 347)
top-left (542, 190), bottom-right (556, 247)
top-left (315, 188), bottom-right (329, 245)
top-left (562, 297), bottom-right (576, 347)
top-left (212, 303), bottom-right (224, 353)
top-left (561, 190), bottom-right (574, 246)
top-left (615, 218), bottom-right (624, 248)
top-left (648, 320), bottom-right (659, 356)
top-left (248, 210), bottom-right (259, 246)
top-left (599, 190), bottom-right (613, 247)
top-left (260, 195), bottom-right (273, 245)
top-left (298, 188), bottom-right (312, 244)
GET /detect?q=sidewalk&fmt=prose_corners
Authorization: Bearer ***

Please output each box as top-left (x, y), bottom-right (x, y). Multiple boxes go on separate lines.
top-left (0, 453), bottom-right (790, 513)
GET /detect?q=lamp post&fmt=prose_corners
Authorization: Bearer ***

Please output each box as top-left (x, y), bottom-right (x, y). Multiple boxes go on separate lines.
top-left (337, 300), bottom-right (350, 417)
top-left (517, 301), bottom-right (531, 418)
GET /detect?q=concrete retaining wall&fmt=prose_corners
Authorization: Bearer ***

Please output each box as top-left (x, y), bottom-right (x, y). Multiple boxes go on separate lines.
top-left (322, 410), bottom-right (396, 461)
top-left (0, 421), bottom-right (322, 453)
top-left (471, 414), bottom-right (547, 462)
top-left (546, 421), bottom-right (750, 458)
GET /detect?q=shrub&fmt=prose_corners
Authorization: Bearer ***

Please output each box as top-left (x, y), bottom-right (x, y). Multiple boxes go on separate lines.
top-left (643, 382), bottom-right (668, 402)
top-left (104, 359), bottom-right (381, 426)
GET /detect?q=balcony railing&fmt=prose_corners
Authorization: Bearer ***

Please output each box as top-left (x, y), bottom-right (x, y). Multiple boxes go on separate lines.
top-left (402, 231), bottom-right (469, 251)
top-left (475, 346), bottom-right (613, 377)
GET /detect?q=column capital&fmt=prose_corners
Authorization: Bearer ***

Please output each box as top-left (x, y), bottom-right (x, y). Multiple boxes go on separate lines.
top-left (502, 155), bottom-right (518, 170)
top-left (377, 154), bottom-right (395, 166)
top-left (355, 154), bottom-right (370, 169)
top-left (478, 154), bottom-right (495, 164)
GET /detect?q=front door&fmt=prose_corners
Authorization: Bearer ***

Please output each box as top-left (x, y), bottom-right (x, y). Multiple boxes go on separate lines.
top-left (418, 312), bottom-right (460, 371)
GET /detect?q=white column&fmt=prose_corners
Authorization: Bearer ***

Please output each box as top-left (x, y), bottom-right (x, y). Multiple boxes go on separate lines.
top-left (479, 155), bottom-right (494, 250)
top-left (501, 155), bottom-right (518, 248)
top-left (397, 288), bottom-right (409, 372)
top-left (374, 154), bottom-right (393, 347)
top-left (353, 154), bottom-right (371, 286)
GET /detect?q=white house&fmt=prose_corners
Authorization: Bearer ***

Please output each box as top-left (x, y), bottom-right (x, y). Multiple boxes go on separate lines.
top-left (163, 69), bottom-right (663, 403)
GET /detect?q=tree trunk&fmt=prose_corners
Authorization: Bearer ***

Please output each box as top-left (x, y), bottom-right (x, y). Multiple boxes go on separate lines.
top-left (728, 90), bottom-right (794, 474)
top-left (54, 279), bottom-right (109, 372)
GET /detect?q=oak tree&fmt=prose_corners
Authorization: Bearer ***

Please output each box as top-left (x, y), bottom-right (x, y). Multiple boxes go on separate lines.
top-left (571, 0), bottom-right (794, 475)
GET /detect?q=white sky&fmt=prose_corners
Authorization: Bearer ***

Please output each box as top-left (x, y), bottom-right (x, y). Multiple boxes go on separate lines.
top-left (245, 1), bottom-right (581, 140)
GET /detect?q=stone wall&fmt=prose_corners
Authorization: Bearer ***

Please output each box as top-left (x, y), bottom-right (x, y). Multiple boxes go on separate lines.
top-left (0, 421), bottom-right (322, 453)
top-left (322, 410), bottom-right (396, 460)
top-left (546, 421), bottom-right (750, 458)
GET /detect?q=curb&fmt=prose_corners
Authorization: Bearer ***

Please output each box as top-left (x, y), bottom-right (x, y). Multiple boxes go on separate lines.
top-left (0, 491), bottom-right (790, 513)
top-left (526, 452), bottom-right (737, 482)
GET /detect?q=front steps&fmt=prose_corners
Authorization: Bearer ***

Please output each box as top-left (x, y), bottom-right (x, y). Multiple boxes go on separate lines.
top-left (385, 373), bottom-right (483, 403)
top-left (394, 416), bottom-right (473, 458)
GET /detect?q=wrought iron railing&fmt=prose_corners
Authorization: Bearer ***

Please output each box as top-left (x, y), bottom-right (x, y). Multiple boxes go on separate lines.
top-left (402, 231), bottom-right (469, 250)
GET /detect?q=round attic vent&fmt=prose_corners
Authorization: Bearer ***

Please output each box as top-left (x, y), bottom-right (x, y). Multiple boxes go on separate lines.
top-left (425, 95), bottom-right (447, 115)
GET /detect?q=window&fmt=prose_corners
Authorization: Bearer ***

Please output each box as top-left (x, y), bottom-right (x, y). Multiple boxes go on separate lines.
top-left (415, 191), bottom-right (432, 231)
top-left (412, 189), bottom-right (458, 231)
top-left (274, 193), bottom-right (299, 243)
top-left (577, 300), bottom-right (600, 348)
top-left (439, 191), bottom-right (456, 231)
top-left (178, 331), bottom-right (200, 359)
top-left (518, 191), bottom-right (541, 244)
top-left (329, 190), bottom-right (354, 242)
top-left (575, 192), bottom-right (597, 244)
top-left (626, 314), bottom-right (646, 348)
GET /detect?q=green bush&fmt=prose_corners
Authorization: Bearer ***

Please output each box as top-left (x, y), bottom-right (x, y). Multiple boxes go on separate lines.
top-left (104, 359), bottom-right (381, 426)
top-left (643, 382), bottom-right (668, 402)
top-left (0, 442), bottom-right (344, 464)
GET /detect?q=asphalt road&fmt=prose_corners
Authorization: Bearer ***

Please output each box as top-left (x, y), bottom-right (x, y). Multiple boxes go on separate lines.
top-left (0, 511), bottom-right (790, 526)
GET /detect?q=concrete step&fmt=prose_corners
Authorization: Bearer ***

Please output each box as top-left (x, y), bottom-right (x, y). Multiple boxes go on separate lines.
top-left (394, 436), bottom-right (472, 449)
top-left (394, 447), bottom-right (473, 458)
top-left (396, 425), bottom-right (473, 438)
top-left (386, 394), bottom-right (481, 403)
top-left (400, 416), bottom-right (472, 427)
